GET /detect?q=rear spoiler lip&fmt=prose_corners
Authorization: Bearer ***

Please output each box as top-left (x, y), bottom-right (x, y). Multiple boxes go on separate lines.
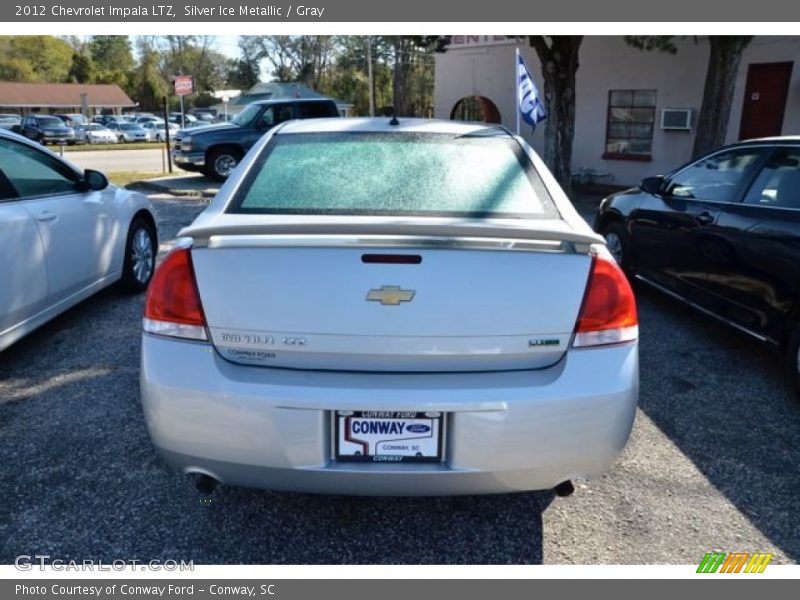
top-left (183, 219), bottom-right (604, 251)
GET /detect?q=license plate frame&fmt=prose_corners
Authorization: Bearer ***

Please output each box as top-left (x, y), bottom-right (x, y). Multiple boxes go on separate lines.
top-left (333, 411), bottom-right (444, 463)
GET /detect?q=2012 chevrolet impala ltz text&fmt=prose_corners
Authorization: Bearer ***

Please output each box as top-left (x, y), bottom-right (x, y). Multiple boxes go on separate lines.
top-left (139, 117), bottom-right (639, 496)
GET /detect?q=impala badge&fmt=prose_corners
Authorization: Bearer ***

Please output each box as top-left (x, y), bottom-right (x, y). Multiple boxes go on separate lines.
top-left (366, 285), bottom-right (415, 306)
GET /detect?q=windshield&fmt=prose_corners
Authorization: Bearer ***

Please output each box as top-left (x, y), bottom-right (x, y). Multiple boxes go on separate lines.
top-left (37, 117), bottom-right (64, 127)
top-left (120, 124), bottom-right (139, 130)
top-left (232, 104), bottom-right (262, 126)
top-left (229, 132), bottom-right (558, 219)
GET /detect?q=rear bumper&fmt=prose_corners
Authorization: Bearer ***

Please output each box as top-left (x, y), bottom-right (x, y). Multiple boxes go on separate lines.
top-left (140, 334), bottom-right (638, 496)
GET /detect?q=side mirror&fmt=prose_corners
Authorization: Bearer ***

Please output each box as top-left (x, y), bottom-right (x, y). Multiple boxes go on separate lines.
top-left (640, 176), bottom-right (665, 196)
top-left (81, 169), bottom-right (109, 192)
top-left (11, 125), bottom-right (21, 134)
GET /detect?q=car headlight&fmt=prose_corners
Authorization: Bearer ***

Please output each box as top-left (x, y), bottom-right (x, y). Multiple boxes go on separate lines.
top-left (180, 136), bottom-right (192, 152)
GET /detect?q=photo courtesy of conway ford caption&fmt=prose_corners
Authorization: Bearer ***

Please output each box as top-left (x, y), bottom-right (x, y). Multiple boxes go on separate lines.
top-left (140, 118), bottom-right (639, 496)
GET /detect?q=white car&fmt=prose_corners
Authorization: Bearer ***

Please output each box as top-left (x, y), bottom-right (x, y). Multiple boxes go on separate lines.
top-left (82, 123), bottom-right (118, 144)
top-left (140, 118), bottom-right (638, 497)
top-left (141, 121), bottom-right (179, 143)
top-left (0, 129), bottom-right (157, 352)
top-left (109, 122), bottom-right (148, 143)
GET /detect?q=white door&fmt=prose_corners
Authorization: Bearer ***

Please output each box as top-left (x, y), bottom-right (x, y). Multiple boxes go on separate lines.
top-left (0, 137), bottom-right (116, 305)
top-left (0, 171), bottom-right (48, 342)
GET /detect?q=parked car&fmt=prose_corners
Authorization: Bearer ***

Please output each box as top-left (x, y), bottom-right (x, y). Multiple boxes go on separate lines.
top-left (18, 115), bottom-right (76, 145)
top-left (191, 109), bottom-right (216, 122)
top-left (54, 113), bottom-right (89, 128)
top-left (172, 98), bottom-right (340, 181)
top-left (81, 123), bottom-right (118, 144)
top-left (595, 136), bottom-right (800, 396)
top-left (169, 113), bottom-right (198, 127)
top-left (140, 118), bottom-right (639, 497)
top-left (0, 129), bottom-right (157, 352)
top-left (108, 122), bottom-right (149, 143)
top-left (0, 114), bottom-right (21, 130)
top-left (133, 116), bottom-right (162, 126)
top-left (141, 120), bottom-right (179, 142)
top-left (93, 115), bottom-right (125, 127)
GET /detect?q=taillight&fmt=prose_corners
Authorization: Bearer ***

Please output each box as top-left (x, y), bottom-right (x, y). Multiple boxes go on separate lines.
top-left (573, 253), bottom-right (638, 348)
top-left (143, 246), bottom-right (208, 341)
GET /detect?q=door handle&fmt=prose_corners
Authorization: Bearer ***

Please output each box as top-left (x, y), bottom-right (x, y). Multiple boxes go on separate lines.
top-left (694, 211), bottom-right (715, 226)
top-left (36, 211), bottom-right (57, 222)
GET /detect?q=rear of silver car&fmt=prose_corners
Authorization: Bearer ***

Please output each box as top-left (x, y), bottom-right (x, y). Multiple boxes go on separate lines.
top-left (140, 120), bottom-right (638, 495)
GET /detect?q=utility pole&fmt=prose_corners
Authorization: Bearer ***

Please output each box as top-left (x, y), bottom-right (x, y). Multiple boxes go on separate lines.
top-left (367, 36), bottom-right (375, 117)
top-left (163, 95), bottom-right (173, 173)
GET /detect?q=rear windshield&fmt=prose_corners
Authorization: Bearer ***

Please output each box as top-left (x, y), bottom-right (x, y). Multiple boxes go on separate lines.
top-left (229, 132), bottom-right (558, 219)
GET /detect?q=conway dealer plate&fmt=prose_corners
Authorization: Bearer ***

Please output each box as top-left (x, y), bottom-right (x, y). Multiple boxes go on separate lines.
top-left (334, 411), bottom-right (444, 463)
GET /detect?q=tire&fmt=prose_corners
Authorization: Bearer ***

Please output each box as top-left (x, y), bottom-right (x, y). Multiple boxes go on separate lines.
top-left (602, 221), bottom-right (633, 275)
top-left (119, 217), bottom-right (156, 294)
top-left (206, 147), bottom-right (242, 182)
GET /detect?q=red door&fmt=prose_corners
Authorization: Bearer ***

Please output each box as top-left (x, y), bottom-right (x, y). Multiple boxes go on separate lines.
top-left (739, 62), bottom-right (793, 140)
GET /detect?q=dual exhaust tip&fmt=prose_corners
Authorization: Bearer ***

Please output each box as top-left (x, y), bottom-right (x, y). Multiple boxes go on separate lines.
top-left (190, 473), bottom-right (576, 498)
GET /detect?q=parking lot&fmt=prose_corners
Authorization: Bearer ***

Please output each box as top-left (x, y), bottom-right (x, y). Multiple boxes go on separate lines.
top-left (0, 193), bottom-right (798, 565)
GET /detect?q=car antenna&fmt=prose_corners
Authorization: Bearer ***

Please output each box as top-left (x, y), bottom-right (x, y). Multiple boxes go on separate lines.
top-left (389, 111), bottom-right (399, 126)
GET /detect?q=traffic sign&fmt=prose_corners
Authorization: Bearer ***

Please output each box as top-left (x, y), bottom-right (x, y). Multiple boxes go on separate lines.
top-left (174, 75), bottom-right (193, 95)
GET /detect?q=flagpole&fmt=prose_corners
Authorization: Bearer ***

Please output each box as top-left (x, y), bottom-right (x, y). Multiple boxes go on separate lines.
top-left (515, 47), bottom-right (520, 136)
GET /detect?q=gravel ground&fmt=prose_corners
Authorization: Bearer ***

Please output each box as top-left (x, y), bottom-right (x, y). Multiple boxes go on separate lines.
top-left (0, 195), bottom-right (798, 565)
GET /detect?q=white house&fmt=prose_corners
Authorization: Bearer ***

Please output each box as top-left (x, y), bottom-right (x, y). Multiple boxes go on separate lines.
top-left (434, 36), bottom-right (800, 186)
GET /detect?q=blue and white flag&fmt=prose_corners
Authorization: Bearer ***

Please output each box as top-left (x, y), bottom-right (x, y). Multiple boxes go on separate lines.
top-left (516, 51), bottom-right (547, 133)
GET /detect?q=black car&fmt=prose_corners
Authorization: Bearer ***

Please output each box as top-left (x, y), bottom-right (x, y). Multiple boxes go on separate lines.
top-left (595, 137), bottom-right (800, 395)
top-left (18, 115), bottom-right (76, 145)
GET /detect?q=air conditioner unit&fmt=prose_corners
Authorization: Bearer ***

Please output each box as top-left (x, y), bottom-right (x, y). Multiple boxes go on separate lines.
top-left (661, 108), bottom-right (693, 131)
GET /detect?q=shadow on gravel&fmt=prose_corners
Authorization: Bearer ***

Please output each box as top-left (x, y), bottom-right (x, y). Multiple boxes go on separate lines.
top-left (634, 284), bottom-right (800, 562)
top-left (0, 286), bottom-right (551, 565)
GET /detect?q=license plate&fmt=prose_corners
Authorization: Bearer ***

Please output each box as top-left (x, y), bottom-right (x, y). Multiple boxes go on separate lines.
top-left (334, 411), bottom-right (444, 463)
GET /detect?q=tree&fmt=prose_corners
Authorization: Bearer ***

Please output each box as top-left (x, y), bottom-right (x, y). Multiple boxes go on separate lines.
top-left (131, 38), bottom-right (168, 111)
top-left (89, 36), bottom-right (135, 87)
top-left (625, 36), bottom-right (753, 159)
top-left (240, 35), bottom-right (337, 89)
top-left (692, 37), bottom-right (753, 158)
top-left (0, 36), bottom-right (75, 83)
top-left (528, 36), bottom-right (583, 193)
top-left (68, 52), bottom-right (94, 83)
top-left (329, 36), bottom-right (394, 115)
top-left (389, 36), bottom-right (437, 117)
top-left (228, 37), bottom-right (262, 90)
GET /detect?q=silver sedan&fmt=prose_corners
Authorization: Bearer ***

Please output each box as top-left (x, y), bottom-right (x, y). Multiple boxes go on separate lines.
top-left (0, 129), bottom-right (157, 352)
top-left (140, 118), bottom-right (638, 496)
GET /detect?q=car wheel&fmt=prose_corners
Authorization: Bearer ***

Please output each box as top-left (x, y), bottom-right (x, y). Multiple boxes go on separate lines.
top-left (206, 147), bottom-right (242, 182)
top-left (118, 135), bottom-right (125, 143)
top-left (120, 217), bottom-right (156, 293)
top-left (602, 221), bottom-right (633, 274)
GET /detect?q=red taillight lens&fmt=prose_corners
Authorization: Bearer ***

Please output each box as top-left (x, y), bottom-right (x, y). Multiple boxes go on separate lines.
top-left (573, 254), bottom-right (638, 347)
top-left (143, 247), bottom-right (207, 341)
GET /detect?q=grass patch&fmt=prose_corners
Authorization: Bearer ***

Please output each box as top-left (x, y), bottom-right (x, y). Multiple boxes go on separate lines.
top-left (106, 171), bottom-right (164, 186)
top-left (63, 142), bottom-right (168, 152)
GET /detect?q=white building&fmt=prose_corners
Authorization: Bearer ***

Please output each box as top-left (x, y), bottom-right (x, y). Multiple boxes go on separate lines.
top-left (434, 36), bottom-right (800, 186)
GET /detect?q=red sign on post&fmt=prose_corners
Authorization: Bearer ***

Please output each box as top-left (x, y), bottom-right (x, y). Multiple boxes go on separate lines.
top-left (174, 75), bottom-right (193, 95)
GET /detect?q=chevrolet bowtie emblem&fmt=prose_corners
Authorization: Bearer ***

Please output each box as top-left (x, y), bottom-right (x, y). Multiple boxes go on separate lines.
top-left (366, 285), bottom-right (416, 306)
